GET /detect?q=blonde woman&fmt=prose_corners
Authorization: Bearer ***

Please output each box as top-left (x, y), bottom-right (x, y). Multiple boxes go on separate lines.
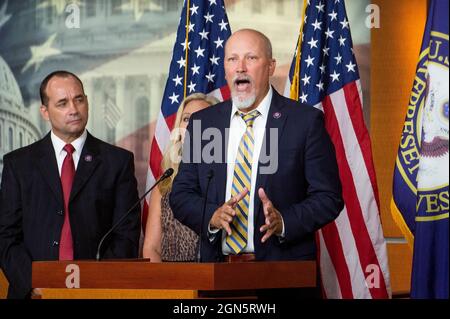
top-left (143, 93), bottom-right (219, 262)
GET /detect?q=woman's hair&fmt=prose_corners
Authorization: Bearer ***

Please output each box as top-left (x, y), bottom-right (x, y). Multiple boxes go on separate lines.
top-left (158, 93), bottom-right (219, 194)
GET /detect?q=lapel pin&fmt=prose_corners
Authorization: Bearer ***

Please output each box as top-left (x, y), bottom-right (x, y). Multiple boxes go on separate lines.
top-left (84, 155), bottom-right (93, 162)
top-left (273, 112), bottom-right (281, 119)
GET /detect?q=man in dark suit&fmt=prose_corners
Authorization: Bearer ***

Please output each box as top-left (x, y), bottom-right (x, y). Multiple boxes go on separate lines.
top-left (0, 71), bottom-right (141, 299)
top-left (170, 29), bottom-right (344, 265)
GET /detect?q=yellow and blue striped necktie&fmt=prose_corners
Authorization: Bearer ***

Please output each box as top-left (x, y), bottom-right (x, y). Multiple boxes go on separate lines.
top-left (226, 109), bottom-right (261, 254)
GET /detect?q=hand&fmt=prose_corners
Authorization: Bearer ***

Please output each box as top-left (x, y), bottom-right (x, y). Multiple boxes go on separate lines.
top-left (258, 188), bottom-right (283, 243)
top-left (209, 188), bottom-right (249, 236)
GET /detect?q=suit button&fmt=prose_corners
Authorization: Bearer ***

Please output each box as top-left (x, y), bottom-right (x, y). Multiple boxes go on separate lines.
top-left (52, 241), bottom-right (59, 246)
top-left (57, 210), bottom-right (64, 216)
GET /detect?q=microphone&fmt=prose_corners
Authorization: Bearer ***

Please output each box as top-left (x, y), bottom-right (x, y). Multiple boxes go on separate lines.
top-left (197, 169), bottom-right (214, 263)
top-left (96, 168), bottom-right (174, 261)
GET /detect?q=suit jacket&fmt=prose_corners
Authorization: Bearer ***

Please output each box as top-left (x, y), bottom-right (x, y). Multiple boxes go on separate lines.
top-left (170, 88), bottom-right (344, 262)
top-left (0, 132), bottom-right (141, 299)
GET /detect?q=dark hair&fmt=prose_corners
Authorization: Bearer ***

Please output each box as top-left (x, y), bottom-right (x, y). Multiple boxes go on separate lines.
top-left (39, 70), bottom-right (85, 106)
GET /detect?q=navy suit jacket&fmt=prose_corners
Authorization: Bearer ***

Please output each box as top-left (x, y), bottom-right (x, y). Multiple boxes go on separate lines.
top-left (170, 89), bottom-right (344, 262)
top-left (0, 132), bottom-right (141, 298)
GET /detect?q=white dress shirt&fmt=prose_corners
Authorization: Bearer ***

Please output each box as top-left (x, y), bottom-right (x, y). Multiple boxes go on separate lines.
top-left (220, 88), bottom-right (273, 254)
top-left (50, 130), bottom-right (87, 176)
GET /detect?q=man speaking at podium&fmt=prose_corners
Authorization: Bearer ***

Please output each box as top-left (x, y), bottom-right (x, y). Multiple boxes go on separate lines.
top-left (0, 71), bottom-right (141, 299)
top-left (170, 29), bottom-right (343, 266)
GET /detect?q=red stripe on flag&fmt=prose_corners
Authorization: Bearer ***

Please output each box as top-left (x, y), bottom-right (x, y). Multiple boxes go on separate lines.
top-left (320, 223), bottom-right (354, 298)
top-left (322, 93), bottom-right (389, 298)
top-left (343, 82), bottom-right (381, 209)
top-left (149, 139), bottom-right (163, 181)
top-left (220, 85), bottom-right (231, 101)
top-left (143, 140), bottom-right (164, 232)
top-left (165, 112), bottom-right (177, 132)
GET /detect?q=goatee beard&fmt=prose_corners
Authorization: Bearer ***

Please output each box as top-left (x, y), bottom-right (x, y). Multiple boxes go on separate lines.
top-left (232, 93), bottom-right (256, 110)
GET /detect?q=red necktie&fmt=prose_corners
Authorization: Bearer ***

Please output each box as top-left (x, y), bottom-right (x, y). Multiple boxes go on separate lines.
top-left (59, 144), bottom-right (75, 260)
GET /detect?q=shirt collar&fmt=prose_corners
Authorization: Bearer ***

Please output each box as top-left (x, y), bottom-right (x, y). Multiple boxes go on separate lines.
top-left (231, 86), bottom-right (273, 121)
top-left (51, 130), bottom-right (88, 155)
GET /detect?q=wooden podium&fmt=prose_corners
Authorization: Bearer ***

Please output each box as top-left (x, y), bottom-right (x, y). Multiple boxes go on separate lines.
top-left (32, 260), bottom-right (316, 299)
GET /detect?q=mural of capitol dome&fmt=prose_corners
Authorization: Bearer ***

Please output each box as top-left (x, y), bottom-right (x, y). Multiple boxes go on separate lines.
top-left (0, 55), bottom-right (41, 180)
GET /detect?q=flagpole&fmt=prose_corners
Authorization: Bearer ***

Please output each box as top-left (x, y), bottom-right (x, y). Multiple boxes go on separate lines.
top-left (290, 0), bottom-right (308, 101)
top-left (183, 0), bottom-right (191, 100)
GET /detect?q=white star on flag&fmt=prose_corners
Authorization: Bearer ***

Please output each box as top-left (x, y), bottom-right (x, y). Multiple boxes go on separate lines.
top-left (188, 81), bottom-right (197, 93)
top-left (204, 12), bottom-right (214, 23)
top-left (177, 56), bottom-right (186, 69)
top-left (187, 23), bottom-right (195, 33)
top-left (199, 29), bottom-right (209, 40)
top-left (340, 18), bottom-right (350, 29)
top-left (330, 70), bottom-right (340, 82)
top-left (316, 80), bottom-right (324, 91)
top-left (305, 55), bottom-right (315, 67)
top-left (312, 19), bottom-right (322, 30)
top-left (328, 10), bottom-right (338, 21)
top-left (334, 53), bottom-right (342, 65)
top-left (308, 37), bottom-right (318, 49)
top-left (301, 74), bottom-right (311, 86)
top-left (22, 33), bottom-right (61, 73)
top-left (219, 19), bottom-right (228, 31)
top-left (214, 37), bottom-right (224, 48)
top-left (180, 41), bottom-right (191, 51)
top-left (194, 46), bottom-right (205, 58)
top-left (169, 92), bottom-right (179, 104)
top-left (338, 35), bottom-right (347, 47)
top-left (346, 61), bottom-right (356, 72)
top-left (319, 64), bottom-right (326, 74)
top-left (191, 64), bottom-right (200, 75)
top-left (190, 4), bottom-right (199, 15)
top-left (210, 55), bottom-right (220, 65)
top-left (206, 72), bottom-right (216, 83)
top-left (300, 92), bottom-right (308, 103)
top-left (172, 75), bottom-right (183, 86)
top-left (316, 2), bottom-right (325, 13)
top-left (325, 28), bottom-right (335, 39)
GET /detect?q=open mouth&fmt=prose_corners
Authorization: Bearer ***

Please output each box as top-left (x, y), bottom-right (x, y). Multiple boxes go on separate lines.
top-left (234, 77), bottom-right (252, 92)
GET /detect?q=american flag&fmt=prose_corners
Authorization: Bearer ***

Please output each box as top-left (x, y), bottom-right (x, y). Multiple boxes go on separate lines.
top-left (143, 0), bottom-right (232, 229)
top-left (285, 0), bottom-right (391, 298)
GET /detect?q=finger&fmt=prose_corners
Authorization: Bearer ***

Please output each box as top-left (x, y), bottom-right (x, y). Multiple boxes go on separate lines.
top-left (261, 228), bottom-right (274, 243)
top-left (222, 211), bottom-right (234, 223)
top-left (222, 221), bottom-right (232, 236)
top-left (234, 187), bottom-right (249, 204)
top-left (225, 196), bottom-right (237, 206)
top-left (260, 224), bottom-right (270, 233)
top-left (258, 188), bottom-right (270, 204)
top-left (223, 206), bottom-right (236, 217)
top-left (260, 219), bottom-right (277, 233)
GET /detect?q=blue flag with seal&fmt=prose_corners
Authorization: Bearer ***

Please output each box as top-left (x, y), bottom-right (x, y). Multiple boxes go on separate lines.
top-left (391, 0), bottom-right (449, 299)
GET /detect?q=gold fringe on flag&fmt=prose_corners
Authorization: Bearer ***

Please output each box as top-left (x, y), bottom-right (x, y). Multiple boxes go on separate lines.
top-left (290, 0), bottom-right (308, 101)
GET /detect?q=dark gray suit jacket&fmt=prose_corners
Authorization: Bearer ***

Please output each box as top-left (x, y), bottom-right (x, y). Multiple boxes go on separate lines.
top-left (170, 89), bottom-right (344, 262)
top-left (0, 132), bottom-right (141, 298)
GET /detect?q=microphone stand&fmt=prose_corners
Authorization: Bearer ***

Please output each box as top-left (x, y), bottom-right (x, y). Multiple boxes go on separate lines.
top-left (96, 168), bottom-right (174, 261)
top-left (197, 170), bottom-right (214, 263)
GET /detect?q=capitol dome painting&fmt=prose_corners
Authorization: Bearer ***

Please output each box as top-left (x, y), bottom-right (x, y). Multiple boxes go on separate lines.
top-left (0, 55), bottom-right (41, 180)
